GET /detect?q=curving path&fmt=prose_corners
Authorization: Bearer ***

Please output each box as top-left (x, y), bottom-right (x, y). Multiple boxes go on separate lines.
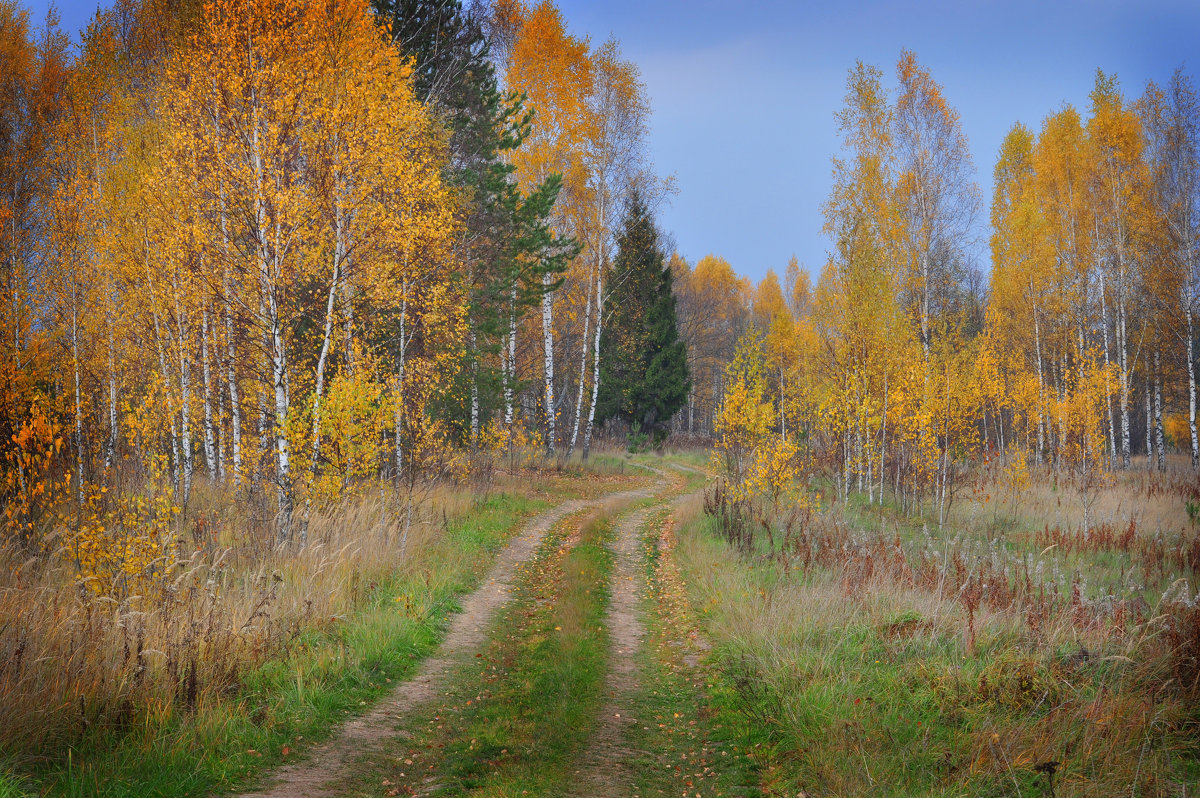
top-left (239, 484), bottom-right (652, 798)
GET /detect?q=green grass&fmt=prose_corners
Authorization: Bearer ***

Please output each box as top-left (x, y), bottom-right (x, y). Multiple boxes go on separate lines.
top-left (629, 506), bottom-right (762, 797)
top-left (26, 492), bottom-right (548, 798)
top-left (0, 767), bottom-right (32, 798)
top-left (672, 501), bottom-right (1200, 797)
top-left (352, 507), bottom-right (618, 797)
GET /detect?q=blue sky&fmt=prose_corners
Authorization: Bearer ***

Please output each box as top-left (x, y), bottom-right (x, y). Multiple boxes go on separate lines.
top-left (555, 0), bottom-right (1200, 283)
top-left (23, 0), bottom-right (1200, 283)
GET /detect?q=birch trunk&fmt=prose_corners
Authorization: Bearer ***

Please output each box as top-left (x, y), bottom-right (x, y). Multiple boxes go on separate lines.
top-left (1118, 299), bottom-right (1131, 467)
top-left (1098, 267), bottom-right (1117, 466)
top-left (1033, 298), bottom-right (1045, 463)
top-left (1155, 351), bottom-right (1166, 472)
top-left (201, 306), bottom-right (217, 479)
top-left (567, 263), bottom-right (594, 456)
top-left (582, 266), bottom-right (604, 461)
top-left (251, 90), bottom-right (291, 539)
top-left (105, 324), bottom-right (117, 471)
top-left (9, 207), bottom-right (18, 366)
top-left (503, 289), bottom-right (516, 426)
top-left (151, 308), bottom-right (180, 494)
top-left (541, 275), bottom-right (556, 455)
top-left (687, 387), bottom-right (694, 435)
top-left (223, 273), bottom-right (242, 485)
top-left (71, 294), bottom-right (84, 505)
top-left (269, 288), bottom-right (290, 539)
top-left (879, 375), bottom-right (888, 505)
top-left (174, 286), bottom-right (193, 504)
top-left (469, 328), bottom-right (480, 444)
top-left (1189, 302), bottom-right (1198, 469)
top-left (216, 93), bottom-right (242, 485)
top-left (393, 285), bottom-right (409, 478)
top-left (1146, 377), bottom-right (1153, 467)
top-left (308, 210), bottom-right (343, 475)
top-left (216, 322), bottom-right (226, 483)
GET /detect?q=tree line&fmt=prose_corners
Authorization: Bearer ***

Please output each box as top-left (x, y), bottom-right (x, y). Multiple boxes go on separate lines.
top-left (710, 53), bottom-right (1198, 522)
top-left (0, 0), bottom-right (688, 573)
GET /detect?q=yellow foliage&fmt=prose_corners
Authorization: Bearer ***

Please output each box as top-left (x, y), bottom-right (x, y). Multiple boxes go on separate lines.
top-left (2, 401), bottom-right (66, 546)
top-left (69, 481), bottom-right (178, 599)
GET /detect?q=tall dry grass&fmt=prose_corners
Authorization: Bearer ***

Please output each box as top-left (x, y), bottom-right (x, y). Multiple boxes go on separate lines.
top-left (687, 462), bottom-right (1200, 795)
top-left (0, 476), bottom-right (479, 762)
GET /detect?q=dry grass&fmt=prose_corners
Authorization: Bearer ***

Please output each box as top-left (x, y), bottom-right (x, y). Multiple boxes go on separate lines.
top-left (0, 483), bottom-right (441, 760)
top-left (683, 463), bottom-right (1200, 796)
top-left (0, 453), bottom-right (647, 790)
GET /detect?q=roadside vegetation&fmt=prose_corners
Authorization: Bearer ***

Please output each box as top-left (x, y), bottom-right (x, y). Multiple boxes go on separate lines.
top-left (0, 459), bottom-right (641, 797)
top-left (684, 461), bottom-right (1200, 796)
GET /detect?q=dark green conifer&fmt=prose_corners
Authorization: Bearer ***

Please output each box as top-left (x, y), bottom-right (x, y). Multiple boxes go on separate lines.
top-left (595, 192), bottom-right (689, 444)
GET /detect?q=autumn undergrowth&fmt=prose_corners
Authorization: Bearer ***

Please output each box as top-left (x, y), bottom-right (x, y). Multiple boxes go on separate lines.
top-left (0, 462), bottom-right (641, 797)
top-left (683, 465), bottom-right (1200, 796)
top-left (351, 503), bottom-right (625, 797)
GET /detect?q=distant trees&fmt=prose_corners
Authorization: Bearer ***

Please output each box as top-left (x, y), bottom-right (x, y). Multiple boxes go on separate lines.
top-left (710, 55), bottom-right (1200, 529)
top-left (670, 253), bottom-right (750, 437)
top-left (988, 69), bottom-right (1200, 474)
top-left (497, 0), bottom-right (660, 458)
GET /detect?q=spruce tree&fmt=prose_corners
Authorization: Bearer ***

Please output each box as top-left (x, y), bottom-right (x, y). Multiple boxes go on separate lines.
top-left (595, 193), bottom-right (689, 443)
top-left (374, 0), bottom-right (574, 440)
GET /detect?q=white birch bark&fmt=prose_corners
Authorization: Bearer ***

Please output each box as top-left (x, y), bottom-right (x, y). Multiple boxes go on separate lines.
top-left (1033, 294), bottom-right (1046, 463)
top-left (1155, 351), bottom-right (1166, 471)
top-left (215, 92), bottom-right (242, 485)
top-left (393, 283), bottom-right (410, 478)
top-left (250, 86), bottom-right (291, 539)
top-left (567, 263), bottom-right (594, 456)
top-left (269, 284), bottom-right (290, 538)
top-left (201, 305), bottom-right (217, 480)
top-left (541, 275), bottom-right (556, 455)
top-left (1146, 377), bottom-right (1153, 467)
top-left (1189, 302), bottom-right (1198, 469)
top-left (1097, 265), bottom-right (1117, 466)
top-left (503, 289), bottom-right (516, 426)
top-left (151, 307), bottom-right (180, 494)
top-left (1118, 298), bottom-right (1131, 468)
top-left (215, 317), bottom-right (226, 483)
top-left (470, 330), bottom-right (480, 444)
top-left (224, 273), bottom-right (242, 485)
top-left (582, 266), bottom-right (604, 460)
top-left (71, 290), bottom-right (84, 505)
top-left (309, 206), bottom-right (343, 475)
top-left (105, 325), bottom-right (117, 472)
top-left (173, 282), bottom-right (193, 504)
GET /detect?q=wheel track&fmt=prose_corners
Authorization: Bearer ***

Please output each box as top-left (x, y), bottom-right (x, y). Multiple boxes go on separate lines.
top-left (238, 483), bottom-right (652, 798)
top-left (568, 469), bottom-right (699, 797)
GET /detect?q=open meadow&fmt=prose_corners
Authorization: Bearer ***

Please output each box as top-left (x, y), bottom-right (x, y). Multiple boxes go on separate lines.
top-left (679, 458), bottom-right (1200, 796)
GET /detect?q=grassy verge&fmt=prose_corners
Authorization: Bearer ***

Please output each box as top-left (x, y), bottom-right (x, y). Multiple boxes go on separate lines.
top-left (674, 484), bottom-right (1200, 797)
top-left (25, 491), bottom-right (548, 797)
top-left (630, 497), bottom-right (761, 798)
top-left (350, 507), bottom-right (618, 797)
